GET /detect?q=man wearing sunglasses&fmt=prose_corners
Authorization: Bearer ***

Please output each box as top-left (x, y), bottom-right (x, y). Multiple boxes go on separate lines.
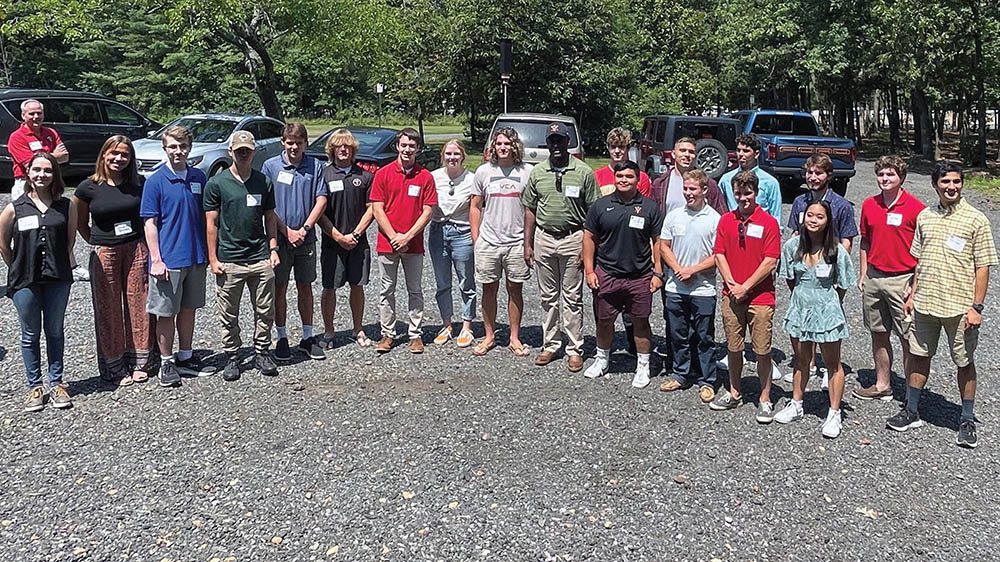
top-left (522, 122), bottom-right (599, 372)
top-left (710, 171), bottom-right (781, 422)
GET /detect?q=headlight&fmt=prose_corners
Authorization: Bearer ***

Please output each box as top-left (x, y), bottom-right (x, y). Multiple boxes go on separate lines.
top-left (188, 155), bottom-right (204, 167)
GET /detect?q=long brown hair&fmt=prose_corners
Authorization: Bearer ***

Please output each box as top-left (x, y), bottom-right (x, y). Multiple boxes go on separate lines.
top-left (91, 135), bottom-right (138, 186)
top-left (24, 152), bottom-right (66, 199)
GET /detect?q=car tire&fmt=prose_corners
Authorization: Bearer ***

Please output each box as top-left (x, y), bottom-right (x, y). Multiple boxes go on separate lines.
top-left (832, 178), bottom-right (848, 197)
top-left (209, 161), bottom-right (229, 177)
top-left (695, 139), bottom-right (728, 180)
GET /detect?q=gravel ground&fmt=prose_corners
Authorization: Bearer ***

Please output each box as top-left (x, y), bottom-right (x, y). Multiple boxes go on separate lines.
top-left (1, 159), bottom-right (999, 561)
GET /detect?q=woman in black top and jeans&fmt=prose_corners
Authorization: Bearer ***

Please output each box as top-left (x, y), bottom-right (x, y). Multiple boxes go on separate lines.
top-left (0, 152), bottom-right (78, 412)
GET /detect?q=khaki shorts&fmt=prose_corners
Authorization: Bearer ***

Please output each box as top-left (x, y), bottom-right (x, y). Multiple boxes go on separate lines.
top-left (721, 295), bottom-right (774, 355)
top-left (274, 241), bottom-right (317, 286)
top-left (474, 237), bottom-right (530, 284)
top-left (862, 270), bottom-right (912, 336)
top-left (908, 311), bottom-right (978, 367)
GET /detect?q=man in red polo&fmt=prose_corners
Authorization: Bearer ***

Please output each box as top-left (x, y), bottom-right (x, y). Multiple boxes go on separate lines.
top-left (7, 99), bottom-right (69, 198)
top-left (370, 128), bottom-right (438, 354)
top-left (709, 170), bottom-right (781, 423)
top-left (853, 155), bottom-right (926, 401)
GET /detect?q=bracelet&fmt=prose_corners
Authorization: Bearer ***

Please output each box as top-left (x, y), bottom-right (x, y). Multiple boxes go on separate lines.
top-left (352, 232), bottom-right (362, 241)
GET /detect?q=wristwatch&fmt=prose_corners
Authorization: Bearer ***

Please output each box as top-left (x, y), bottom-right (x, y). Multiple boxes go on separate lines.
top-left (302, 223), bottom-right (313, 232)
top-left (972, 303), bottom-right (985, 314)
top-left (654, 272), bottom-right (665, 282)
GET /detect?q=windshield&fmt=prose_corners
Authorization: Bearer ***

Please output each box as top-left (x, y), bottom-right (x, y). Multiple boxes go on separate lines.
top-left (750, 115), bottom-right (819, 136)
top-left (493, 120), bottom-right (580, 149)
top-left (155, 117), bottom-right (238, 144)
top-left (309, 129), bottom-right (392, 153)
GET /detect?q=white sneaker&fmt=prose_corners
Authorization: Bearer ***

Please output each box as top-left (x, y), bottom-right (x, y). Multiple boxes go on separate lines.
top-left (821, 409), bottom-right (842, 438)
top-left (771, 363), bottom-right (784, 382)
top-left (584, 359), bottom-right (608, 379)
top-left (717, 354), bottom-right (729, 370)
top-left (821, 369), bottom-right (829, 390)
top-left (631, 363), bottom-right (651, 388)
top-left (774, 400), bottom-right (804, 424)
top-left (72, 265), bottom-right (90, 282)
top-left (782, 369), bottom-right (794, 383)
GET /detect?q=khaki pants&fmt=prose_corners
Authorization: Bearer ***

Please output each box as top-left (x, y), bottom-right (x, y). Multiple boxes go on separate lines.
top-left (215, 260), bottom-right (275, 353)
top-left (378, 253), bottom-right (424, 339)
top-left (534, 229), bottom-right (584, 355)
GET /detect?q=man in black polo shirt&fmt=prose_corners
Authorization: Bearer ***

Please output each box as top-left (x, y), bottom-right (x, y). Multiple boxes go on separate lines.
top-left (582, 160), bottom-right (664, 388)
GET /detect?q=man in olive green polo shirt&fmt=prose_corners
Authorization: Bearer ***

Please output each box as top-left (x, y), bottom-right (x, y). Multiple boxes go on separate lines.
top-left (205, 131), bottom-right (282, 382)
top-left (522, 122), bottom-right (599, 372)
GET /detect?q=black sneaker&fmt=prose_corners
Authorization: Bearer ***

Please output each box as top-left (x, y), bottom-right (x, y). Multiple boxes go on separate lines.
top-left (159, 361), bottom-right (181, 387)
top-left (957, 419), bottom-right (978, 449)
top-left (257, 352), bottom-right (278, 376)
top-left (886, 407), bottom-right (923, 432)
top-left (298, 337), bottom-right (325, 360)
top-left (274, 337), bottom-right (291, 361)
top-left (222, 353), bottom-right (240, 382)
top-left (175, 355), bottom-right (218, 377)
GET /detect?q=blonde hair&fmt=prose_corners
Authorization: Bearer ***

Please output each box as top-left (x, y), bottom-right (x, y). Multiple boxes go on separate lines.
top-left (439, 139), bottom-right (467, 166)
top-left (324, 128), bottom-right (359, 161)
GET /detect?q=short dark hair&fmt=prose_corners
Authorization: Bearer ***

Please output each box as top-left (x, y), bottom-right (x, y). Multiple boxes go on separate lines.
top-left (281, 122), bottom-right (309, 141)
top-left (931, 160), bottom-right (963, 185)
top-left (396, 128), bottom-right (422, 148)
top-left (732, 170), bottom-right (759, 194)
top-left (735, 133), bottom-right (760, 153)
top-left (612, 159), bottom-right (640, 175)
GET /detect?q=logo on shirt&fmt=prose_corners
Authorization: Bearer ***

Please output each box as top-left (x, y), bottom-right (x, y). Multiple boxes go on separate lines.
top-left (352, 178), bottom-right (362, 187)
top-left (634, 206), bottom-right (642, 214)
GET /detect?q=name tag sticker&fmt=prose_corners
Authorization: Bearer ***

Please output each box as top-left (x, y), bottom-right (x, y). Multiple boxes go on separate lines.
top-left (673, 223), bottom-right (687, 236)
top-left (114, 222), bottom-right (133, 236)
top-left (886, 213), bottom-right (902, 226)
top-left (945, 234), bottom-right (966, 253)
top-left (798, 212), bottom-right (804, 225)
top-left (815, 263), bottom-right (832, 278)
top-left (276, 170), bottom-right (294, 185)
top-left (190, 182), bottom-right (202, 194)
top-left (246, 194), bottom-right (262, 207)
top-left (746, 224), bottom-right (764, 239)
top-left (565, 185), bottom-right (581, 198)
top-left (28, 141), bottom-right (43, 151)
top-left (17, 215), bottom-right (39, 231)
top-left (629, 215), bottom-right (645, 229)
top-left (328, 180), bottom-right (344, 193)
top-left (407, 184), bottom-right (421, 197)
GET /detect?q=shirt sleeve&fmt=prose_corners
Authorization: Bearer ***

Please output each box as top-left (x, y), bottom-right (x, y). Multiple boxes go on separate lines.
top-left (719, 175), bottom-right (737, 211)
top-left (422, 174), bottom-right (438, 207)
top-left (650, 206), bottom-right (664, 240)
top-left (140, 178), bottom-right (161, 218)
top-left (859, 202), bottom-right (870, 243)
top-left (74, 180), bottom-right (93, 203)
top-left (660, 211), bottom-right (674, 241)
top-left (787, 199), bottom-right (800, 232)
top-left (713, 218), bottom-right (727, 255)
top-left (313, 160), bottom-right (328, 198)
top-left (263, 177), bottom-right (276, 211)
top-left (766, 180), bottom-right (782, 222)
top-left (471, 168), bottom-right (485, 197)
top-left (763, 218), bottom-right (782, 258)
top-left (7, 132), bottom-right (33, 172)
top-left (909, 215), bottom-right (923, 258)
top-left (203, 179), bottom-right (221, 212)
top-left (834, 246), bottom-right (857, 289)
top-left (521, 171), bottom-right (540, 212)
top-left (369, 171), bottom-right (386, 203)
top-left (778, 239), bottom-right (794, 280)
top-left (972, 217), bottom-right (1000, 268)
top-left (583, 203), bottom-right (600, 234)
top-left (638, 172), bottom-right (652, 197)
top-left (582, 169), bottom-right (599, 207)
top-left (838, 202), bottom-right (859, 239)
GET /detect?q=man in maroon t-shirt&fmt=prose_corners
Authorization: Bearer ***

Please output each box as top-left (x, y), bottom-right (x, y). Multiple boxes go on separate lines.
top-left (853, 155), bottom-right (926, 401)
top-left (370, 128), bottom-right (438, 354)
top-left (709, 171), bottom-right (781, 422)
top-left (7, 99), bottom-right (69, 198)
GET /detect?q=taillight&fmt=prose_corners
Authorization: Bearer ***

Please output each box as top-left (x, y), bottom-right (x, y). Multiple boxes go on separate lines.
top-left (358, 161), bottom-right (378, 173)
top-left (661, 149), bottom-right (674, 165)
top-left (849, 147), bottom-right (857, 163)
top-left (573, 152), bottom-right (584, 161)
top-left (767, 144), bottom-right (777, 161)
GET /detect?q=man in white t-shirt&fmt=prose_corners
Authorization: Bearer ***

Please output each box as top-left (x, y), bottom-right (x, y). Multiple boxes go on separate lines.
top-left (657, 168), bottom-right (722, 403)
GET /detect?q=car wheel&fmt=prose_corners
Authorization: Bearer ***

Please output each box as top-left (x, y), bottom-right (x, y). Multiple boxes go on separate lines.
top-left (832, 178), bottom-right (848, 197)
top-left (695, 139), bottom-right (728, 180)
top-left (209, 161), bottom-right (229, 177)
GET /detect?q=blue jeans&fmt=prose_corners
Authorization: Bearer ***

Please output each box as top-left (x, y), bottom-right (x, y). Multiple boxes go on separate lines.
top-left (665, 292), bottom-right (717, 387)
top-left (428, 221), bottom-right (476, 322)
top-left (12, 282), bottom-right (72, 388)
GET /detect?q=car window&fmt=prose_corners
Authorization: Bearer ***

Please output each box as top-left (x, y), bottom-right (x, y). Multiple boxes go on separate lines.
top-left (493, 120), bottom-right (579, 149)
top-left (156, 117), bottom-right (237, 143)
top-left (256, 121), bottom-right (284, 140)
top-left (672, 121), bottom-right (739, 148)
top-left (309, 129), bottom-right (391, 154)
top-left (654, 120), bottom-right (666, 144)
top-left (751, 115), bottom-right (819, 136)
top-left (45, 99), bottom-right (102, 124)
top-left (102, 102), bottom-right (142, 126)
top-left (1, 100), bottom-right (22, 119)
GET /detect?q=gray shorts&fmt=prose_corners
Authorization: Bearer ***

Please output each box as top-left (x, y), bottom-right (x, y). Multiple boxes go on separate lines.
top-left (274, 242), bottom-right (317, 286)
top-left (146, 264), bottom-right (208, 317)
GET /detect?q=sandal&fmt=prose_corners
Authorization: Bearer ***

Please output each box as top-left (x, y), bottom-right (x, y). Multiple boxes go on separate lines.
top-left (353, 331), bottom-right (372, 347)
top-left (433, 326), bottom-right (453, 345)
top-left (318, 335), bottom-right (337, 350)
top-left (472, 340), bottom-right (496, 357)
top-left (131, 370), bottom-right (149, 383)
top-left (455, 328), bottom-right (474, 348)
top-left (118, 374), bottom-right (135, 387)
top-left (508, 342), bottom-right (531, 357)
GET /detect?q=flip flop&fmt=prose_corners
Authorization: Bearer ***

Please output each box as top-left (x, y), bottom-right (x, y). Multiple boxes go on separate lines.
top-left (131, 370), bottom-right (149, 383)
top-left (353, 331), bottom-right (373, 347)
top-left (508, 342), bottom-right (531, 357)
top-left (472, 341), bottom-right (496, 357)
top-left (118, 374), bottom-right (134, 387)
top-left (318, 335), bottom-right (337, 350)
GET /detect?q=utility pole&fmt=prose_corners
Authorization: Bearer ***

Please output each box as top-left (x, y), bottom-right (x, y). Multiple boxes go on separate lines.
top-left (376, 83), bottom-right (384, 127)
top-left (499, 39), bottom-right (512, 114)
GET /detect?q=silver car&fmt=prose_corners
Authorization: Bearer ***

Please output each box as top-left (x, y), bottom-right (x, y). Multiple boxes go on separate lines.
top-left (487, 113), bottom-right (584, 164)
top-left (132, 113), bottom-right (285, 177)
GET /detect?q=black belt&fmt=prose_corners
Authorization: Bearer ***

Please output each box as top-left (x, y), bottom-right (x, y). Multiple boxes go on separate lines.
top-left (540, 227), bottom-right (580, 239)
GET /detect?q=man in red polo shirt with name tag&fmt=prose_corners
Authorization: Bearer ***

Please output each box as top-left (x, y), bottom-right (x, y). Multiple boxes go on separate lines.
top-left (370, 128), bottom-right (438, 354)
top-left (7, 99), bottom-right (69, 199)
top-left (710, 170), bottom-right (781, 423)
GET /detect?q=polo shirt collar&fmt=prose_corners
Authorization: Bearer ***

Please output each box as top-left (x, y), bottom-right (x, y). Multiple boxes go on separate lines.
top-left (280, 152), bottom-right (309, 171)
top-left (18, 122), bottom-right (42, 138)
top-left (735, 204), bottom-right (766, 223)
top-left (685, 202), bottom-right (711, 217)
top-left (393, 160), bottom-right (422, 175)
top-left (611, 189), bottom-right (642, 204)
top-left (937, 197), bottom-right (968, 215)
top-left (807, 188), bottom-right (831, 203)
top-left (544, 158), bottom-right (578, 173)
top-left (878, 188), bottom-right (907, 210)
top-left (163, 164), bottom-right (194, 182)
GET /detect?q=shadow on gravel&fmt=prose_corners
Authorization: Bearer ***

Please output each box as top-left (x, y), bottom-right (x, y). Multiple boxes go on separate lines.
top-left (914, 391), bottom-right (963, 431)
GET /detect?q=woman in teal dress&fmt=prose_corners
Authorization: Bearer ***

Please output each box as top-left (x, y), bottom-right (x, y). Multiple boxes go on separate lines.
top-left (774, 200), bottom-right (856, 438)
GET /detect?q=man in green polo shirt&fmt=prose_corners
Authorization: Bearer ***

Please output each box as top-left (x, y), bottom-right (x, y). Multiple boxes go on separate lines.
top-left (522, 122), bottom-right (599, 372)
top-left (205, 131), bottom-right (282, 382)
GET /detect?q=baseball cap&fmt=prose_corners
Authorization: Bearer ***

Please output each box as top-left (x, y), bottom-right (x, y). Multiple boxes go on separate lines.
top-left (545, 122), bottom-right (570, 140)
top-left (230, 130), bottom-right (256, 150)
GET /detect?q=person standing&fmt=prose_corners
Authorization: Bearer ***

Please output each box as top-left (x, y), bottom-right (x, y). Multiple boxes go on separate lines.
top-left (887, 162), bottom-right (997, 448)
top-left (718, 134), bottom-right (781, 222)
top-left (370, 128), bottom-right (437, 354)
top-left (261, 123), bottom-right (327, 361)
top-left (522, 122), bottom-right (598, 372)
top-left (0, 153), bottom-right (76, 411)
top-left (74, 136), bottom-right (156, 386)
top-left (469, 128), bottom-right (533, 357)
top-left (650, 137), bottom-right (728, 217)
top-left (317, 129), bottom-right (375, 349)
top-left (657, 169), bottom-right (721, 403)
top-left (204, 131), bottom-right (281, 381)
top-left (853, 155), bottom-right (924, 401)
top-left (429, 140), bottom-right (476, 348)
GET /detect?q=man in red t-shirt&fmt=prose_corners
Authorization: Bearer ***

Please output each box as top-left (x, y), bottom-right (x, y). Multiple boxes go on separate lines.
top-left (853, 155), bottom-right (926, 401)
top-left (7, 99), bottom-right (69, 198)
top-left (370, 128), bottom-right (438, 354)
top-left (710, 170), bottom-right (781, 422)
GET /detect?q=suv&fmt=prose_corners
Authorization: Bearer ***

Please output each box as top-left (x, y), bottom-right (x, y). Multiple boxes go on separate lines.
top-left (487, 113), bottom-right (584, 164)
top-left (0, 88), bottom-right (161, 181)
top-left (637, 115), bottom-right (741, 180)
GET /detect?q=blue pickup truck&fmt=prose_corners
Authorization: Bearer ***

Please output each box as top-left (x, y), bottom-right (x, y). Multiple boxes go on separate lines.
top-left (727, 110), bottom-right (856, 197)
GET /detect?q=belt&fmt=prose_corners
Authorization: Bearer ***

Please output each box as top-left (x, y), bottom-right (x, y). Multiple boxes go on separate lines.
top-left (539, 227), bottom-right (580, 239)
top-left (867, 266), bottom-right (914, 279)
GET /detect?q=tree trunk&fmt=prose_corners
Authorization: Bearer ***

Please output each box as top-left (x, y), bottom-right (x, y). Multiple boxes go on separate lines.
top-left (888, 84), bottom-right (902, 150)
top-left (417, 98), bottom-right (425, 142)
top-left (972, 0), bottom-right (988, 166)
top-left (912, 88), bottom-right (935, 160)
top-left (469, 86), bottom-right (479, 144)
top-left (218, 16), bottom-right (284, 120)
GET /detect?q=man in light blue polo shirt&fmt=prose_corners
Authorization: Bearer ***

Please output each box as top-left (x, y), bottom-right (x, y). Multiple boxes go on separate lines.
top-left (261, 123), bottom-right (328, 361)
top-left (719, 134), bottom-right (781, 222)
top-left (657, 169), bottom-right (722, 402)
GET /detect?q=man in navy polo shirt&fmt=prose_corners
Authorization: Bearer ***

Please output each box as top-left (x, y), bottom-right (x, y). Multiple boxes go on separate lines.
top-left (582, 160), bottom-right (664, 389)
top-left (261, 123), bottom-right (328, 362)
top-left (787, 154), bottom-right (858, 250)
top-left (141, 125), bottom-right (216, 387)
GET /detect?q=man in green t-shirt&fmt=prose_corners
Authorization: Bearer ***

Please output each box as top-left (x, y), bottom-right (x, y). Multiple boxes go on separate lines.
top-left (204, 131), bottom-right (281, 382)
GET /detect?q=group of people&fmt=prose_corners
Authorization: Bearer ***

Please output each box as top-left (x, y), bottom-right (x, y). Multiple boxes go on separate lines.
top-left (3, 99), bottom-right (996, 449)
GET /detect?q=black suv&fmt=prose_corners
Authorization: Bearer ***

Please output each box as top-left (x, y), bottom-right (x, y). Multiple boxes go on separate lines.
top-left (636, 115), bottom-right (742, 180)
top-left (0, 89), bottom-right (161, 181)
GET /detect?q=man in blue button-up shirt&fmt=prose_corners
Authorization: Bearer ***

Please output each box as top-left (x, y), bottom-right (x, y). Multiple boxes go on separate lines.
top-left (719, 134), bottom-right (782, 223)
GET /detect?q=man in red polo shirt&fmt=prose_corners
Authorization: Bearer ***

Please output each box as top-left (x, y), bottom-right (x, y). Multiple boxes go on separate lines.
top-left (709, 170), bottom-right (781, 423)
top-left (370, 128), bottom-right (438, 354)
top-left (853, 155), bottom-right (926, 401)
top-left (7, 99), bottom-right (69, 198)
